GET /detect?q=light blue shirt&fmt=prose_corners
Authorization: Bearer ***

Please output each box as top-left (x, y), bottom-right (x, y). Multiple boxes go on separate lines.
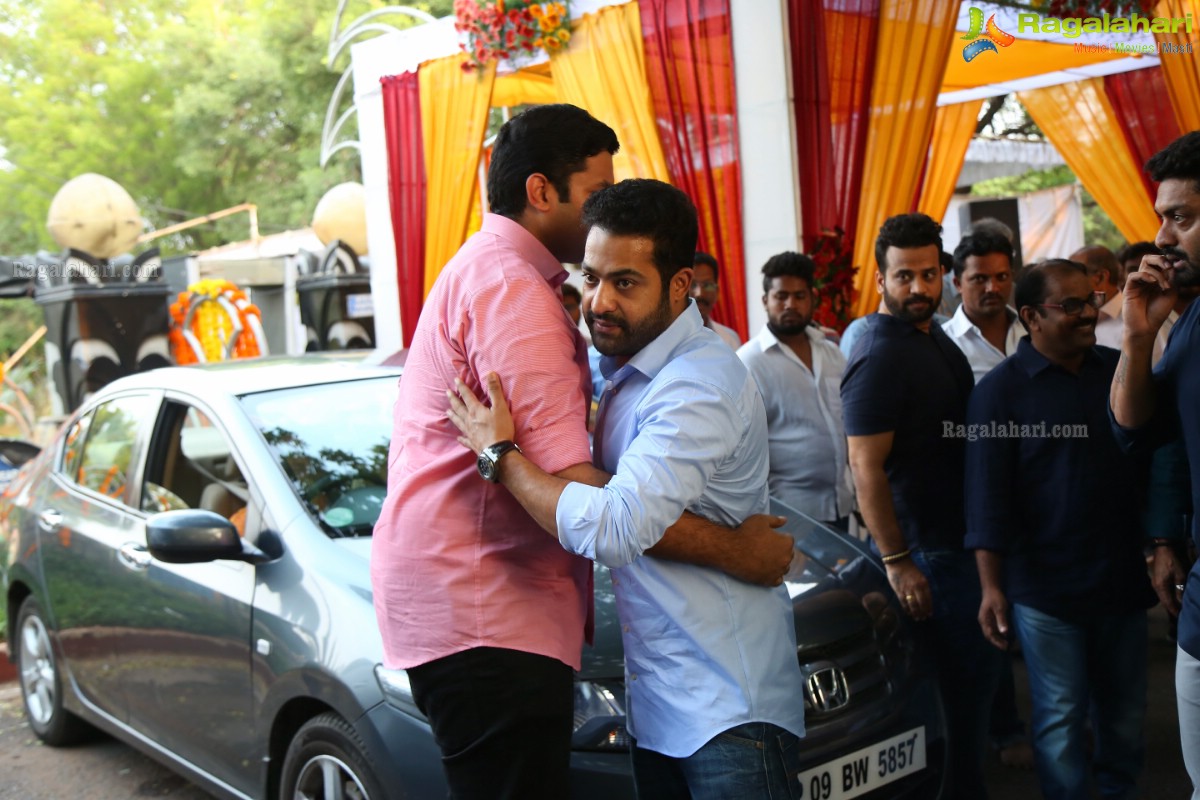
top-left (556, 303), bottom-right (806, 758)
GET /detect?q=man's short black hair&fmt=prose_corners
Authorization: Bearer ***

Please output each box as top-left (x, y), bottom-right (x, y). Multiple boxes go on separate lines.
top-left (761, 252), bottom-right (815, 294)
top-left (1014, 258), bottom-right (1088, 331)
top-left (694, 251), bottom-right (719, 277)
top-left (581, 179), bottom-right (697, 286)
top-left (487, 104), bottom-right (620, 219)
top-left (874, 213), bottom-right (944, 274)
top-left (561, 282), bottom-right (581, 303)
top-left (1146, 131), bottom-right (1200, 193)
top-left (1117, 241), bottom-right (1159, 266)
top-left (952, 231), bottom-right (1015, 278)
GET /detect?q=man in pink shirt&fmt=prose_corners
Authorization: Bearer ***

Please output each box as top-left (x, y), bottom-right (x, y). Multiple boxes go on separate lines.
top-left (372, 104), bottom-right (793, 799)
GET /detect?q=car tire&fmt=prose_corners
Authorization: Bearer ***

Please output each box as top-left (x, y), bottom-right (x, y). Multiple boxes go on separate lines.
top-left (280, 712), bottom-right (385, 800)
top-left (15, 595), bottom-right (90, 745)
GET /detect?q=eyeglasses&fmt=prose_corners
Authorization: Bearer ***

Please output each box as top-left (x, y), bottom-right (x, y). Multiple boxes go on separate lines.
top-left (1037, 291), bottom-right (1105, 315)
top-left (691, 280), bottom-right (719, 293)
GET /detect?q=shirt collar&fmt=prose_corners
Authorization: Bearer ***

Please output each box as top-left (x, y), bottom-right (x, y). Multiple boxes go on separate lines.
top-left (601, 302), bottom-right (704, 383)
top-left (1014, 335), bottom-right (1105, 377)
top-left (755, 323), bottom-right (825, 351)
top-left (944, 304), bottom-right (1019, 338)
top-left (480, 213), bottom-right (567, 287)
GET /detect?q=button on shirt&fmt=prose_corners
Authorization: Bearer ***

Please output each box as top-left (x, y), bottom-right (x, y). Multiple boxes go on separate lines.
top-left (941, 306), bottom-right (1026, 383)
top-left (371, 214), bottom-right (594, 671)
top-left (738, 325), bottom-right (851, 521)
top-left (555, 304), bottom-right (806, 758)
top-left (841, 314), bottom-right (975, 551)
top-left (964, 339), bottom-right (1154, 618)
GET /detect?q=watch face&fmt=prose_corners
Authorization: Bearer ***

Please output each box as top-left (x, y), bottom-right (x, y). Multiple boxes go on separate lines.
top-left (477, 450), bottom-right (496, 482)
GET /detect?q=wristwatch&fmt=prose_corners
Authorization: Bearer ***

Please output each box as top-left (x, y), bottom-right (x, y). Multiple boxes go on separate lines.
top-left (477, 440), bottom-right (522, 482)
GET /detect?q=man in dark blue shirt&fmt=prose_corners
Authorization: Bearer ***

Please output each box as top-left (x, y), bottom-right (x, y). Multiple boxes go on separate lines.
top-left (967, 259), bottom-right (1155, 800)
top-left (1110, 130), bottom-right (1200, 799)
top-left (842, 213), bottom-right (998, 800)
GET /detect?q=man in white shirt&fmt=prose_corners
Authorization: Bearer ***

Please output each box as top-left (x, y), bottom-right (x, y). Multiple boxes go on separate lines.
top-left (691, 251), bottom-right (743, 349)
top-left (1072, 244), bottom-right (1125, 350)
top-left (942, 230), bottom-right (1025, 382)
top-left (739, 251), bottom-right (852, 529)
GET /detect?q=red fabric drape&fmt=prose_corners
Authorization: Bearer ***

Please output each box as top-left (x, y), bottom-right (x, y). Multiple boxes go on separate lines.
top-left (1104, 67), bottom-right (1182, 203)
top-left (381, 72), bottom-right (426, 348)
top-left (790, 0), bottom-right (880, 251)
top-left (640, 0), bottom-right (749, 340)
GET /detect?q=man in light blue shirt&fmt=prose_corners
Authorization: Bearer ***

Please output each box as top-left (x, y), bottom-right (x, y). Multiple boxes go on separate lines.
top-left (447, 179), bottom-right (806, 798)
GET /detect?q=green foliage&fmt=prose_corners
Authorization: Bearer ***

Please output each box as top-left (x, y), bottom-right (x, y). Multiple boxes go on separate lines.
top-left (0, 0), bottom-right (451, 257)
top-left (970, 165), bottom-right (1126, 254)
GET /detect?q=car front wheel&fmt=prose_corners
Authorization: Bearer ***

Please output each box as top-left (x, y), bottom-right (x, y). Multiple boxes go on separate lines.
top-left (16, 595), bottom-right (90, 745)
top-left (280, 712), bottom-right (385, 800)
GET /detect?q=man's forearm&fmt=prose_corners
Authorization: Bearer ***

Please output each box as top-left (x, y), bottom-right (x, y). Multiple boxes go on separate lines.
top-left (853, 466), bottom-right (906, 555)
top-left (647, 513), bottom-right (740, 566)
top-left (496, 452), bottom-right (572, 536)
top-left (1111, 333), bottom-right (1157, 428)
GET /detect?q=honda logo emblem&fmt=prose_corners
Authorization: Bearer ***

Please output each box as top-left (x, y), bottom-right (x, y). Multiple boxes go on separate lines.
top-left (804, 661), bottom-right (850, 713)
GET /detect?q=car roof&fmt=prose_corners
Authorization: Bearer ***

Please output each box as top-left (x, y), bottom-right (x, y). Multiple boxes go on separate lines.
top-left (99, 351), bottom-right (403, 399)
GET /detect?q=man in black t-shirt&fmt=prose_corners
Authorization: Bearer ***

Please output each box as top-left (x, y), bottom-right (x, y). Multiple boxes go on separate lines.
top-left (841, 213), bottom-right (999, 800)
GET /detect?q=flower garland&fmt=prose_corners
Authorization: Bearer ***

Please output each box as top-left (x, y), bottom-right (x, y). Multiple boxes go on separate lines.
top-left (808, 228), bottom-right (859, 334)
top-left (453, 1), bottom-right (571, 70)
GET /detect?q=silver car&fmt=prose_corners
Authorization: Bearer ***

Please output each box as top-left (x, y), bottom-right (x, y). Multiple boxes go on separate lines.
top-left (1, 354), bottom-right (945, 799)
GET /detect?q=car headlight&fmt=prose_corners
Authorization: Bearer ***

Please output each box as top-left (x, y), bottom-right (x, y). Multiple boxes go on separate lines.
top-left (572, 680), bottom-right (630, 752)
top-left (375, 665), bottom-right (421, 717)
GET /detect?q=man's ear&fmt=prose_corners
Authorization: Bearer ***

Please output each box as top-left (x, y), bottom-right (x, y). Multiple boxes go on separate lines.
top-left (673, 267), bottom-right (694, 304)
top-left (525, 173), bottom-right (554, 213)
top-left (1019, 305), bottom-right (1041, 333)
top-left (953, 275), bottom-right (963, 292)
top-left (875, 268), bottom-right (886, 296)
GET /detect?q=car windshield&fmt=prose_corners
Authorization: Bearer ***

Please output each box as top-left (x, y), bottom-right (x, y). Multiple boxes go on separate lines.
top-left (771, 497), bottom-right (877, 595)
top-left (239, 375), bottom-right (397, 537)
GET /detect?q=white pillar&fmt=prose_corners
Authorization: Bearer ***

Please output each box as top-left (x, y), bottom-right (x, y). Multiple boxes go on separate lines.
top-left (731, 0), bottom-right (802, 337)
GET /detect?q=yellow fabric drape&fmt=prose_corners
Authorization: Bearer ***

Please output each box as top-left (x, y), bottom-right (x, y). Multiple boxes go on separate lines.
top-left (493, 68), bottom-right (557, 107)
top-left (551, 1), bottom-right (671, 182)
top-left (941, 36), bottom-right (1127, 94)
top-left (420, 55), bottom-right (496, 297)
top-left (851, 0), bottom-right (960, 318)
top-left (1018, 79), bottom-right (1159, 243)
top-left (917, 100), bottom-right (981, 222)
top-left (1154, 0), bottom-right (1200, 131)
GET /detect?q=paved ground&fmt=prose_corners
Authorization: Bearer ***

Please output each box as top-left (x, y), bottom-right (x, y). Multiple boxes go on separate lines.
top-left (0, 608), bottom-right (1191, 799)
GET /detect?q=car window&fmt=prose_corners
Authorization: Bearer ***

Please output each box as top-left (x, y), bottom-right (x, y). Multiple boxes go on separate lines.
top-left (239, 376), bottom-right (396, 537)
top-left (60, 411), bottom-right (93, 481)
top-left (143, 403), bottom-right (249, 534)
top-left (70, 395), bottom-right (157, 507)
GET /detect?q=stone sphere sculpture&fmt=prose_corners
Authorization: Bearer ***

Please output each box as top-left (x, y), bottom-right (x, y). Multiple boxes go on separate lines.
top-left (312, 182), bottom-right (368, 256)
top-left (46, 173), bottom-right (143, 259)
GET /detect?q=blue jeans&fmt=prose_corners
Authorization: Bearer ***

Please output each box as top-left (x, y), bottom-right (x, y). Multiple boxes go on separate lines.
top-left (1011, 604), bottom-right (1147, 800)
top-left (631, 722), bottom-right (801, 799)
top-left (1176, 645), bottom-right (1200, 800)
top-left (909, 548), bottom-right (1001, 800)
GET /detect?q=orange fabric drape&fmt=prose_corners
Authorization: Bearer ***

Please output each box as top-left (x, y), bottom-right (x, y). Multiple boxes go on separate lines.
top-left (850, 0), bottom-right (959, 318)
top-left (419, 55), bottom-right (496, 296)
top-left (917, 100), bottom-right (980, 222)
top-left (1154, 0), bottom-right (1200, 132)
top-left (1018, 79), bottom-right (1160, 244)
top-left (551, 1), bottom-right (671, 183)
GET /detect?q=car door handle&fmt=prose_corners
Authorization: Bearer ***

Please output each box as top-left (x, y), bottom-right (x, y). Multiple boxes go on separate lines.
top-left (38, 509), bottom-right (63, 533)
top-left (118, 543), bottom-right (152, 571)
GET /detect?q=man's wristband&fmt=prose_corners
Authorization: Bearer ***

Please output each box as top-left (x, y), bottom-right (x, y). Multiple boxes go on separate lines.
top-left (881, 548), bottom-right (912, 565)
top-left (1151, 538), bottom-right (1180, 549)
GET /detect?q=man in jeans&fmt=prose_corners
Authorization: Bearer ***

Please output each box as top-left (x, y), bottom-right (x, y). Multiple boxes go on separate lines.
top-left (841, 213), bottom-right (1000, 800)
top-left (969, 259), bottom-right (1154, 799)
top-left (447, 179), bottom-right (806, 798)
top-left (372, 106), bottom-right (794, 799)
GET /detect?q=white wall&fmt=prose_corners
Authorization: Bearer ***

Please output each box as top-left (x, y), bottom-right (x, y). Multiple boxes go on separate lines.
top-left (731, 0), bottom-right (801, 338)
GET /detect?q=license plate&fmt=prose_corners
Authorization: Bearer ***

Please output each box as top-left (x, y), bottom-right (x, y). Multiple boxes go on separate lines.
top-left (796, 726), bottom-right (925, 800)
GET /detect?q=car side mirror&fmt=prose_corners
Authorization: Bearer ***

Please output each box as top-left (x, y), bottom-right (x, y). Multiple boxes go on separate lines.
top-left (147, 509), bottom-right (273, 565)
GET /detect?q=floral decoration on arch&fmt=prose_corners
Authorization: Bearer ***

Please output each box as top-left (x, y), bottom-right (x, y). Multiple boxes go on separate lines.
top-left (808, 228), bottom-right (859, 334)
top-left (453, 1), bottom-right (572, 71)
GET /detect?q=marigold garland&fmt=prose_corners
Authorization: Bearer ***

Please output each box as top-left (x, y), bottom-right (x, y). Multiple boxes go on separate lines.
top-left (169, 278), bottom-right (265, 364)
top-left (808, 229), bottom-right (860, 334)
top-left (453, 1), bottom-right (570, 70)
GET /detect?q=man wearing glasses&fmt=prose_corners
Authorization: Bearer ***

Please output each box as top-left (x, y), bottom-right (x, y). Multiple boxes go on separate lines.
top-left (967, 259), bottom-right (1155, 800)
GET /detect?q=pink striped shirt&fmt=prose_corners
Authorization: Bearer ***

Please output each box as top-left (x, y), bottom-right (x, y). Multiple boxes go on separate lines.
top-left (372, 214), bottom-right (594, 670)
